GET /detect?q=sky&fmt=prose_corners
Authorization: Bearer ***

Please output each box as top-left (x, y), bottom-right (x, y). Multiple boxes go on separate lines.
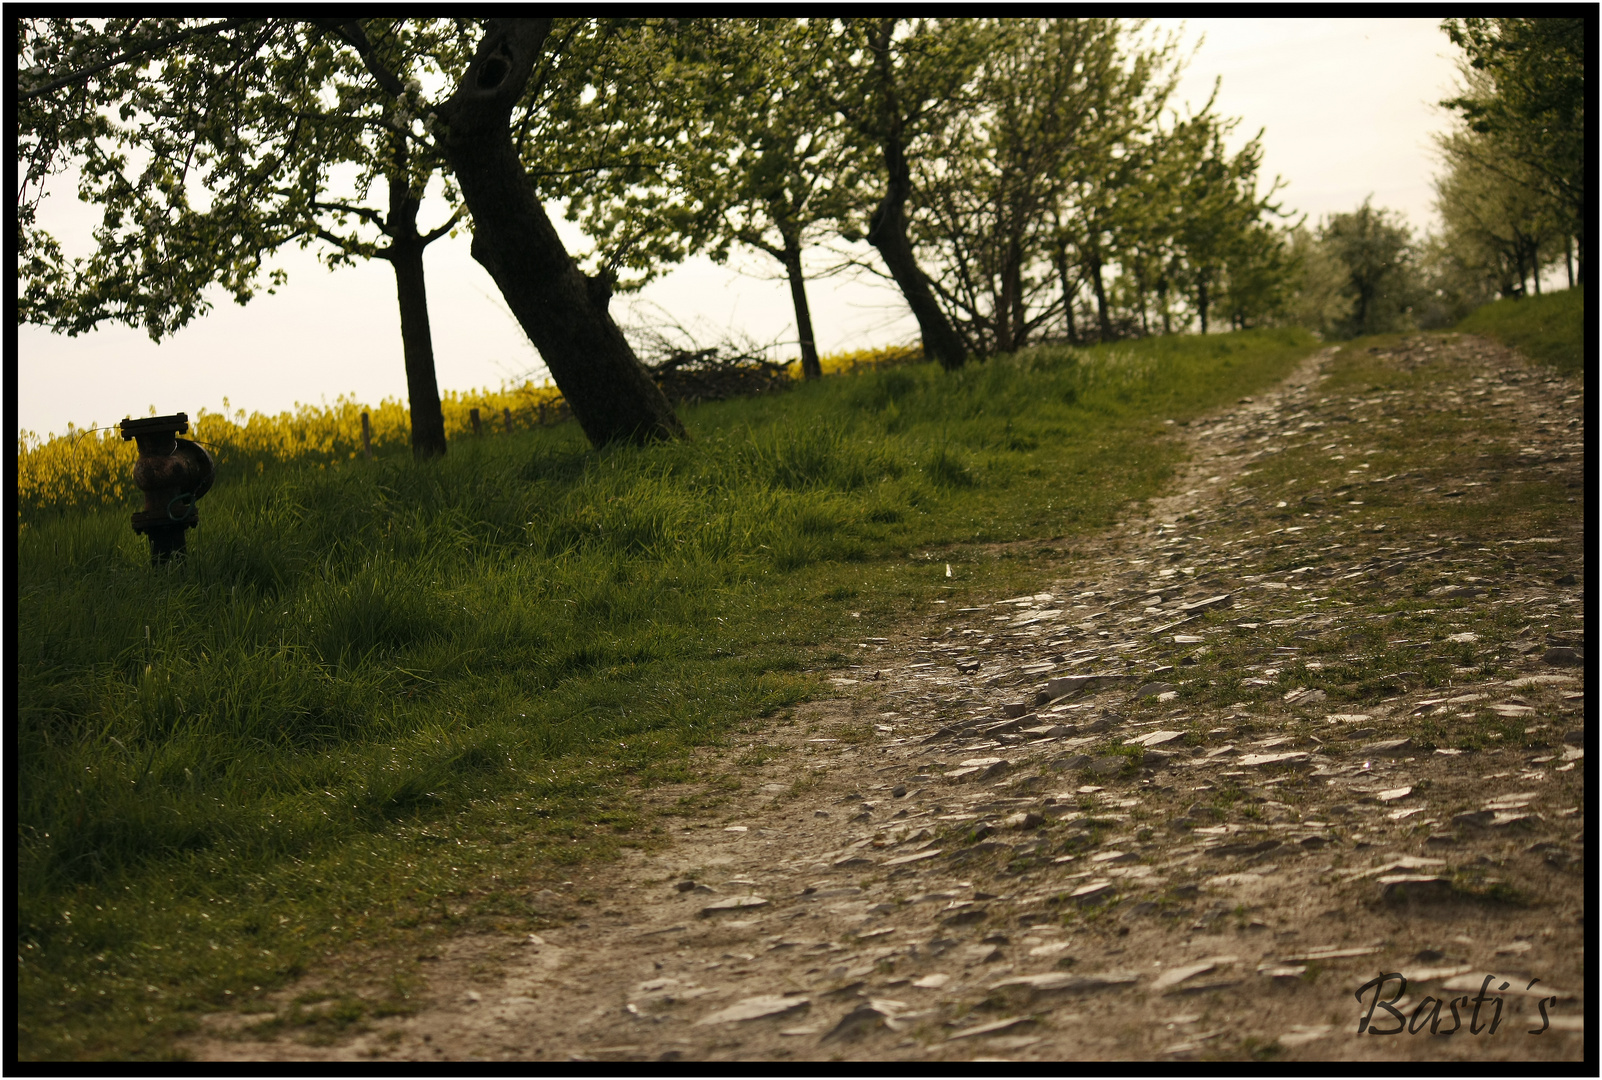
top-left (17, 18), bottom-right (1474, 442)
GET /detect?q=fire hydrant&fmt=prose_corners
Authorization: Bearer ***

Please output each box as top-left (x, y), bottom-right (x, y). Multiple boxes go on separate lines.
top-left (119, 413), bottom-right (215, 565)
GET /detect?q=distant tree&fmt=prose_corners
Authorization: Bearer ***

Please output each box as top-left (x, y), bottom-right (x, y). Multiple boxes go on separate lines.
top-left (1440, 17), bottom-right (1584, 282)
top-left (1319, 197), bottom-right (1417, 337)
top-left (817, 18), bottom-right (986, 370)
top-left (685, 20), bottom-right (867, 381)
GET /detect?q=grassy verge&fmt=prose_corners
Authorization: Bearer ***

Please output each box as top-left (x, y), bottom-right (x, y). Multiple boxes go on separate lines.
top-left (16, 328), bottom-right (1318, 1059)
top-left (1456, 285), bottom-right (1585, 377)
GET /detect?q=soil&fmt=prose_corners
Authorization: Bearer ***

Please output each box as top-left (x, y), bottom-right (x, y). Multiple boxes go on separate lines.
top-left (181, 334), bottom-right (1586, 1063)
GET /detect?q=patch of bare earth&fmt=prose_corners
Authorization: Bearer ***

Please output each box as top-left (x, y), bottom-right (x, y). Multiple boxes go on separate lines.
top-left (182, 335), bottom-right (1585, 1063)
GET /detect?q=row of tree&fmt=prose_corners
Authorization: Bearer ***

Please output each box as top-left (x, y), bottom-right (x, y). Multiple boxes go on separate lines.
top-left (1283, 17), bottom-right (1585, 340)
top-left (18, 18), bottom-right (1293, 456)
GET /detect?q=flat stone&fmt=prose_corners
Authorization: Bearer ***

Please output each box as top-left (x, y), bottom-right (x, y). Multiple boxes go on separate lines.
top-left (1090, 850), bottom-right (1138, 865)
top-left (695, 995), bottom-right (810, 1025)
top-left (700, 895), bottom-right (770, 917)
top-left (1237, 751), bottom-right (1311, 769)
top-left (910, 973), bottom-right (952, 989)
top-left (1439, 973), bottom-right (1575, 1000)
top-left (1379, 875), bottom-right (1457, 902)
top-left (1451, 809), bottom-right (1495, 829)
top-left (883, 848), bottom-right (943, 868)
top-left (1152, 956), bottom-right (1238, 993)
top-left (1177, 594), bottom-right (1233, 613)
top-left (1028, 941), bottom-right (1074, 958)
top-left (987, 971), bottom-right (1138, 997)
top-left (1490, 812), bottom-right (1541, 829)
top-left (1543, 647), bottom-right (1582, 666)
top-left (1137, 682), bottom-right (1178, 698)
top-left (1043, 673), bottom-right (1131, 700)
top-left (1376, 786), bottom-right (1413, 802)
top-left (1125, 729), bottom-right (1186, 748)
top-left (947, 1015), bottom-right (1034, 1041)
top-left (1281, 945), bottom-right (1381, 962)
top-left (941, 906), bottom-right (989, 927)
top-left (1003, 811), bottom-right (1046, 830)
top-left (1069, 880), bottom-right (1116, 904)
top-left (820, 1002), bottom-right (893, 1042)
top-left (1360, 738), bottom-right (1415, 756)
top-left (1482, 791), bottom-right (1540, 810)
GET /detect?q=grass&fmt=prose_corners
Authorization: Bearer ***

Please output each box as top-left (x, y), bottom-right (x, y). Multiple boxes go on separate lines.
top-left (16, 328), bottom-right (1319, 1059)
top-left (1455, 285), bottom-right (1585, 377)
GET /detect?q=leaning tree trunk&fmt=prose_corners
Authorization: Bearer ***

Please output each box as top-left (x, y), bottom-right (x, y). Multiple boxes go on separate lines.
top-left (868, 179), bottom-right (967, 370)
top-left (779, 230), bottom-right (823, 381)
top-left (437, 19), bottom-right (683, 448)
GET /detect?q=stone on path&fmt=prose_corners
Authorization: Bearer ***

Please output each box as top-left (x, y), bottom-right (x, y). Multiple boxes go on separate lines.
top-left (696, 995), bottom-right (810, 1025)
top-left (699, 895), bottom-right (769, 916)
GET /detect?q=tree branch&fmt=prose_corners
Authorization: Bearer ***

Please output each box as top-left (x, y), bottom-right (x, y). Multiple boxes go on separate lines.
top-left (307, 19), bottom-right (408, 99)
top-left (18, 18), bottom-right (254, 100)
top-left (311, 199), bottom-right (391, 234)
top-left (420, 207), bottom-right (466, 246)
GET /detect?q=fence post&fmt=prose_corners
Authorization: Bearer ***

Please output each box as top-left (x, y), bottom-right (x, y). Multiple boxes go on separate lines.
top-left (504, 406), bottom-right (514, 433)
top-left (470, 407), bottom-right (481, 437)
top-left (361, 412), bottom-right (372, 459)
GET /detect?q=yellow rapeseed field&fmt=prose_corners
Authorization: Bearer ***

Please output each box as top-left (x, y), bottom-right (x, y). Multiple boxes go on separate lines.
top-left (16, 343), bottom-right (921, 519)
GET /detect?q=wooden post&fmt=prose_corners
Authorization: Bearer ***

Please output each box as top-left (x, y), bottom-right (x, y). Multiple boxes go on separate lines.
top-left (504, 406), bottom-right (514, 433)
top-left (361, 412), bottom-right (372, 459)
top-left (470, 407), bottom-right (481, 437)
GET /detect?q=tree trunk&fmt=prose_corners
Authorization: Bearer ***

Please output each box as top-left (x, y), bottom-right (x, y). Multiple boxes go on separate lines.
top-left (863, 22), bottom-right (967, 370)
top-left (1158, 276), bottom-right (1171, 336)
top-left (438, 19), bottom-right (683, 448)
top-left (1565, 234), bottom-right (1573, 289)
top-left (383, 153), bottom-right (448, 459)
top-left (1197, 277), bottom-right (1210, 335)
top-left (782, 246), bottom-right (822, 381)
top-left (868, 172), bottom-right (967, 369)
top-left (1054, 247), bottom-right (1078, 345)
top-left (1531, 239), bottom-right (1542, 295)
top-left (1089, 242), bottom-right (1111, 343)
top-left (390, 242), bottom-right (447, 459)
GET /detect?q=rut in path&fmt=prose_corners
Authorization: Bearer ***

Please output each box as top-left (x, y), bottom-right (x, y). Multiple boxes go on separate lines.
top-left (185, 335), bottom-right (1586, 1063)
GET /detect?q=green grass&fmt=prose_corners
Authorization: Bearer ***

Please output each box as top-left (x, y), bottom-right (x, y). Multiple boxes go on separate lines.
top-left (1456, 285), bottom-right (1585, 376)
top-left (16, 328), bottom-right (1318, 1059)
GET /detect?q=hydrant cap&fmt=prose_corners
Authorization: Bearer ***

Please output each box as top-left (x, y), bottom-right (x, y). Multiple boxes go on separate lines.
top-left (119, 413), bottom-right (189, 440)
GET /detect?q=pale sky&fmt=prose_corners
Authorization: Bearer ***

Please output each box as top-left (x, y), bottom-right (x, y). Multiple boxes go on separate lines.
top-left (17, 18), bottom-right (1469, 442)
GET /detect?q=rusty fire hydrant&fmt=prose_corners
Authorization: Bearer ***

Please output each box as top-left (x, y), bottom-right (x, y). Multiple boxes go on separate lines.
top-left (119, 413), bottom-right (215, 565)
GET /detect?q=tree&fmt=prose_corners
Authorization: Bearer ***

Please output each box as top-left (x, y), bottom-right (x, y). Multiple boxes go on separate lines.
top-left (18, 17), bottom-right (685, 451)
top-left (1319, 197), bottom-right (1416, 338)
top-left (1441, 18), bottom-right (1584, 283)
top-left (1166, 110), bottom-right (1282, 335)
top-left (912, 19), bottom-right (1177, 353)
top-left (818, 18), bottom-right (984, 370)
top-left (687, 20), bottom-right (866, 381)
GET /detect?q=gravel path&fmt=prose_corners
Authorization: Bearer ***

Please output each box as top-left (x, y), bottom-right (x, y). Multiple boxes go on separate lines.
top-left (184, 334), bottom-right (1585, 1063)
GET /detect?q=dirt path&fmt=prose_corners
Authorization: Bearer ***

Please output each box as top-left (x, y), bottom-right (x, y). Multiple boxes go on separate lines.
top-left (184, 335), bottom-right (1586, 1063)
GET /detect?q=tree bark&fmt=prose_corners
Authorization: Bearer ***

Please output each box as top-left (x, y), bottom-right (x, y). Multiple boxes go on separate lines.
top-left (382, 152), bottom-right (448, 459)
top-left (437, 19), bottom-right (683, 448)
top-left (779, 227), bottom-right (822, 381)
top-left (1564, 234), bottom-right (1573, 289)
top-left (1089, 240), bottom-right (1112, 342)
top-left (1197, 277), bottom-right (1210, 335)
top-left (1053, 244), bottom-right (1078, 346)
top-left (863, 21), bottom-right (967, 371)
